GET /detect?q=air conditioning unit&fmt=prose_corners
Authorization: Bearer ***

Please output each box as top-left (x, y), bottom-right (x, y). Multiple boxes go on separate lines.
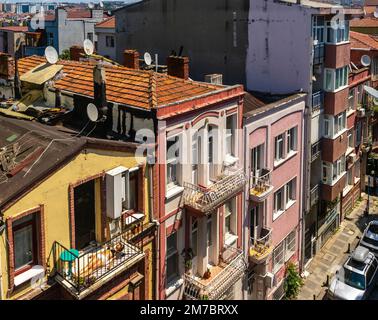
top-left (347, 153), bottom-right (356, 164)
top-left (204, 74), bottom-right (223, 85)
top-left (264, 272), bottom-right (275, 288)
top-left (106, 166), bottom-right (128, 219)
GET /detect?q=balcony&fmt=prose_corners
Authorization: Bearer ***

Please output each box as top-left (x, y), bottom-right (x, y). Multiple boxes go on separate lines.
top-left (311, 141), bottom-right (321, 162)
top-left (312, 91), bottom-right (324, 113)
top-left (310, 184), bottom-right (320, 207)
top-left (324, 87), bottom-right (349, 116)
top-left (52, 229), bottom-right (144, 299)
top-left (321, 133), bottom-right (348, 163)
top-left (321, 173), bottom-right (346, 202)
top-left (183, 246), bottom-right (247, 300)
top-left (249, 168), bottom-right (273, 202)
top-left (183, 168), bottom-right (246, 215)
top-left (249, 227), bottom-right (273, 264)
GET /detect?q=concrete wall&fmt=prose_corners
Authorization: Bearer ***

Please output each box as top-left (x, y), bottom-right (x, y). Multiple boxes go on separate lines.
top-left (115, 0), bottom-right (250, 86)
top-left (95, 28), bottom-right (116, 60)
top-left (247, 0), bottom-right (314, 94)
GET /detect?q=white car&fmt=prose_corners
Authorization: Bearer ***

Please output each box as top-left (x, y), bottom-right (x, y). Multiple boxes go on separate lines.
top-left (328, 246), bottom-right (378, 300)
top-left (360, 221), bottom-right (378, 257)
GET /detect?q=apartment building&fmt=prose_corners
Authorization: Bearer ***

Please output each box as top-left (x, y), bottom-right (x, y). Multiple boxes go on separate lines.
top-left (0, 116), bottom-right (155, 300)
top-left (244, 92), bottom-right (306, 300)
top-left (0, 26), bottom-right (27, 57)
top-left (0, 51), bottom-right (248, 300)
top-left (94, 16), bottom-right (116, 61)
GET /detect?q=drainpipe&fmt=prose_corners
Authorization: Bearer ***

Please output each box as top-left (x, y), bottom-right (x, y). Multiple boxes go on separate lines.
top-left (242, 119), bottom-right (248, 301)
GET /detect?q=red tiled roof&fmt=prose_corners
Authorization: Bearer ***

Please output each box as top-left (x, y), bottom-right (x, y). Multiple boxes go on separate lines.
top-left (350, 31), bottom-right (378, 50)
top-left (0, 26), bottom-right (28, 32)
top-left (67, 9), bottom-right (92, 19)
top-left (18, 56), bottom-right (225, 110)
top-left (95, 16), bottom-right (115, 28)
top-left (350, 17), bottom-right (378, 28)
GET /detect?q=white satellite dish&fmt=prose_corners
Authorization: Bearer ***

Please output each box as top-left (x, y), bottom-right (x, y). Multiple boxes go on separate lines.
top-left (83, 39), bottom-right (94, 55)
top-left (361, 55), bottom-right (371, 67)
top-left (374, 10), bottom-right (378, 18)
top-left (88, 2), bottom-right (94, 9)
top-left (87, 103), bottom-right (99, 122)
top-left (45, 46), bottom-right (58, 64)
top-left (374, 98), bottom-right (378, 106)
top-left (144, 52), bottom-right (152, 66)
top-left (99, 0), bottom-right (104, 8)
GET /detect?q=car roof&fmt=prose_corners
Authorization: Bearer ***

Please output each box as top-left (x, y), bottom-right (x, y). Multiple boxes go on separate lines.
top-left (344, 246), bottom-right (375, 274)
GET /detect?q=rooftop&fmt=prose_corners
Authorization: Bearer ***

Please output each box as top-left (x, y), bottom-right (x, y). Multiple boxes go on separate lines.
top-left (0, 26), bottom-right (28, 32)
top-left (95, 16), bottom-right (115, 28)
top-left (350, 30), bottom-right (378, 50)
top-left (17, 55), bottom-right (225, 110)
top-left (350, 16), bottom-right (378, 27)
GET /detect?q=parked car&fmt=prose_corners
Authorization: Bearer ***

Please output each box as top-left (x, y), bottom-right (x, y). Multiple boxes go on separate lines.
top-left (360, 221), bottom-right (378, 257)
top-left (328, 246), bottom-right (378, 300)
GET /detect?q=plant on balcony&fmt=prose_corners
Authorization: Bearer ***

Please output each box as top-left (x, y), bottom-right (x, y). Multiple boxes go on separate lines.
top-left (203, 268), bottom-right (212, 280)
top-left (283, 262), bottom-right (303, 300)
top-left (181, 248), bottom-right (194, 273)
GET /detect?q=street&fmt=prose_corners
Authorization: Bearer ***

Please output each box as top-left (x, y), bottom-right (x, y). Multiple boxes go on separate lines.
top-left (298, 193), bottom-right (378, 300)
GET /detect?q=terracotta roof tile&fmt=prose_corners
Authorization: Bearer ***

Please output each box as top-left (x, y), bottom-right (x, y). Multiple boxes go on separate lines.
top-left (0, 26), bottom-right (28, 32)
top-left (18, 56), bottom-right (223, 110)
top-left (95, 16), bottom-right (115, 28)
top-left (350, 31), bottom-right (378, 50)
top-left (350, 17), bottom-right (378, 27)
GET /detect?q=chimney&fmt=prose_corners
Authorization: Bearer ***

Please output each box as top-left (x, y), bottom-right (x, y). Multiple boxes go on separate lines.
top-left (167, 56), bottom-right (189, 80)
top-left (124, 50), bottom-right (140, 69)
top-left (70, 45), bottom-right (85, 61)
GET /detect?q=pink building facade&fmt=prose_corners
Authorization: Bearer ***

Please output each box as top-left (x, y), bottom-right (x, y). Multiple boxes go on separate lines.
top-left (244, 93), bottom-right (306, 300)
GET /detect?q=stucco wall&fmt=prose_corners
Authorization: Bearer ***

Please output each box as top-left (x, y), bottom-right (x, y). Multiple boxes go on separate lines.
top-left (95, 28), bottom-right (116, 60)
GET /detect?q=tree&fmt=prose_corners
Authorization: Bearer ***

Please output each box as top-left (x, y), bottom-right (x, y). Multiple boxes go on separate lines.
top-left (59, 49), bottom-right (70, 60)
top-left (284, 262), bottom-right (304, 300)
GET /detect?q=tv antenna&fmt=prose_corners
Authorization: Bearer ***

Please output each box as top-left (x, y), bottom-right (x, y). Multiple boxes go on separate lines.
top-left (86, 103), bottom-right (99, 122)
top-left (44, 46), bottom-right (58, 64)
top-left (83, 39), bottom-right (94, 56)
top-left (361, 55), bottom-right (371, 67)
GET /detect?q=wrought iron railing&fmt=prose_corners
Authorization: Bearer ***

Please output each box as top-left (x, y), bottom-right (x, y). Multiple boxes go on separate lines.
top-left (183, 246), bottom-right (246, 300)
top-left (310, 184), bottom-right (320, 207)
top-left (250, 168), bottom-right (272, 196)
top-left (311, 141), bottom-right (321, 162)
top-left (183, 168), bottom-right (246, 214)
top-left (312, 91), bottom-right (324, 113)
top-left (52, 228), bottom-right (143, 296)
top-left (313, 43), bottom-right (325, 65)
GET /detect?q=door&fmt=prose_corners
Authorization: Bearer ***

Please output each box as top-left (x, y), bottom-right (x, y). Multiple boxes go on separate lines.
top-left (251, 144), bottom-right (264, 183)
top-left (206, 214), bottom-right (214, 265)
top-left (250, 205), bottom-right (259, 242)
top-left (208, 125), bottom-right (215, 184)
top-left (74, 180), bottom-right (96, 250)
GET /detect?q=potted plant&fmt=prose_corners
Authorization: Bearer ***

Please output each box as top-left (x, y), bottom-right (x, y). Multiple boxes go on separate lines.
top-left (181, 248), bottom-right (194, 274)
top-left (203, 267), bottom-right (211, 280)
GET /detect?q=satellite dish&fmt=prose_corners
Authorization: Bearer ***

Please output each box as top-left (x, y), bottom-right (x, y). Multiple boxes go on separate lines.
top-left (374, 98), bottom-right (378, 106)
top-left (364, 85), bottom-right (378, 99)
top-left (144, 52), bottom-right (152, 66)
top-left (83, 39), bottom-right (94, 55)
top-left (361, 55), bottom-right (371, 67)
top-left (88, 2), bottom-right (94, 9)
top-left (99, 0), bottom-right (104, 8)
top-left (44, 46), bottom-right (58, 64)
top-left (87, 103), bottom-right (99, 122)
top-left (374, 10), bottom-right (378, 18)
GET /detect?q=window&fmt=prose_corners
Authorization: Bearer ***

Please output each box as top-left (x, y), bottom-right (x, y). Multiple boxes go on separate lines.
top-left (285, 230), bottom-right (296, 261)
top-left (348, 130), bottom-right (354, 149)
top-left (166, 135), bottom-right (181, 189)
top-left (312, 16), bottom-right (325, 43)
top-left (273, 241), bottom-right (285, 273)
top-left (224, 200), bottom-right (236, 239)
top-left (105, 35), bottom-right (115, 48)
top-left (192, 134), bottom-right (199, 185)
top-left (87, 32), bottom-right (93, 42)
top-left (191, 218), bottom-right (198, 257)
top-left (348, 89), bottom-right (355, 110)
top-left (287, 127), bottom-right (297, 154)
top-left (226, 114), bottom-right (237, 156)
top-left (13, 214), bottom-right (38, 274)
top-left (47, 32), bottom-right (54, 46)
top-left (324, 66), bottom-right (348, 92)
top-left (121, 168), bottom-right (139, 212)
top-left (274, 134), bottom-right (284, 161)
top-left (285, 179), bottom-right (296, 204)
top-left (373, 57), bottom-right (378, 76)
top-left (334, 112), bottom-right (346, 136)
top-left (323, 156), bottom-right (346, 184)
top-left (208, 125), bottom-right (216, 181)
top-left (355, 160), bottom-right (361, 181)
top-left (251, 144), bottom-right (264, 175)
top-left (273, 230), bottom-right (297, 273)
top-left (333, 157), bottom-right (345, 180)
top-left (166, 233), bottom-right (179, 284)
top-left (346, 168), bottom-right (353, 187)
top-left (274, 187), bottom-right (284, 215)
top-left (326, 19), bottom-right (349, 43)
top-left (324, 117), bottom-right (330, 137)
top-left (356, 122), bottom-right (362, 146)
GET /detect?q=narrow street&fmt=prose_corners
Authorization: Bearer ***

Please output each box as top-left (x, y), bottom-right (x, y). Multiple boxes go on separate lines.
top-left (298, 193), bottom-right (378, 300)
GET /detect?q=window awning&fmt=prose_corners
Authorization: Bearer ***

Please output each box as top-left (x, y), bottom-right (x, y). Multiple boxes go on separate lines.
top-left (364, 85), bottom-right (378, 99)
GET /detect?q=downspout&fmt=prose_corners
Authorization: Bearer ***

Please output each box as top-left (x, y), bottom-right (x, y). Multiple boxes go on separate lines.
top-left (242, 117), bottom-right (248, 301)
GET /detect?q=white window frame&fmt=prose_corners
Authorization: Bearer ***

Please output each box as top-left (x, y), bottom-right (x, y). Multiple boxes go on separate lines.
top-left (274, 134), bottom-right (284, 162)
top-left (326, 20), bottom-right (349, 44)
top-left (273, 230), bottom-right (297, 273)
top-left (287, 127), bottom-right (297, 154)
top-left (166, 232), bottom-right (179, 285)
top-left (224, 199), bottom-right (236, 240)
top-left (225, 114), bottom-right (237, 157)
top-left (324, 66), bottom-right (348, 92)
top-left (166, 134), bottom-right (182, 190)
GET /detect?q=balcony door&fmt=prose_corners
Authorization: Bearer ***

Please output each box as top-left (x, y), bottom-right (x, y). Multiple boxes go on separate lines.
top-left (206, 214), bottom-right (214, 266)
top-left (74, 180), bottom-right (96, 250)
top-left (251, 144), bottom-right (264, 179)
top-left (207, 125), bottom-right (216, 184)
top-left (250, 205), bottom-right (259, 242)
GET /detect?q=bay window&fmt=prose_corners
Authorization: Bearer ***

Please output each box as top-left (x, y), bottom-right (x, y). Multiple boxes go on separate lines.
top-left (323, 112), bottom-right (346, 138)
top-left (326, 20), bottom-right (349, 43)
top-left (322, 155), bottom-right (346, 185)
top-left (324, 66), bottom-right (348, 92)
top-left (334, 111), bottom-right (346, 136)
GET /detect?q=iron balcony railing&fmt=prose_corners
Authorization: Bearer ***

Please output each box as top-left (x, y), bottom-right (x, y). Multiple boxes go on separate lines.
top-left (312, 91), bottom-right (324, 113)
top-left (250, 168), bottom-right (273, 200)
top-left (311, 141), bottom-right (321, 162)
top-left (183, 245), bottom-right (247, 300)
top-left (183, 168), bottom-right (246, 214)
top-left (249, 227), bottom-right (273, 263)
top-left (52, 228), bottom-right (144, 296)
top-left (310, 184), bottom-right (320, 207)
top-left (313, 43), bottom-right (325, 65)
